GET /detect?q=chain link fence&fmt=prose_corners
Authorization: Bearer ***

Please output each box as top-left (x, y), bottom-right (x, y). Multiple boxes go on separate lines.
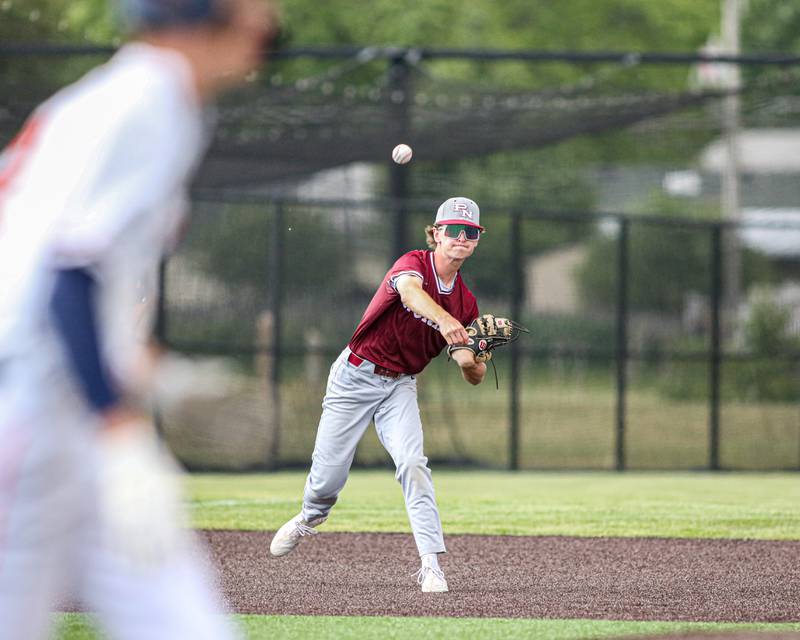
top-left (156, 195), bottom-right (800, 471)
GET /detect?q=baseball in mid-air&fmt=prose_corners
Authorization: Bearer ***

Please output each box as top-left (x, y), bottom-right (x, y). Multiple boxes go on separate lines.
top-left (392, 143), bottom-right (413, 164)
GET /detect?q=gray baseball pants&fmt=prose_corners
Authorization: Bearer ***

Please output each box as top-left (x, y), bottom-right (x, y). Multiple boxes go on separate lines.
top-left (302, 348), bottom-right (445, 556)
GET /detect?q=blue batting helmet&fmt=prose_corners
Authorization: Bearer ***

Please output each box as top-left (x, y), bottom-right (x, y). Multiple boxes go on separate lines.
top-left (119, 0), bottom-right (229, 31)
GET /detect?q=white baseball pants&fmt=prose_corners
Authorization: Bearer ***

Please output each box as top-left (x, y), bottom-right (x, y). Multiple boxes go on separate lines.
top-left (0, 354), bottom-right (238, 640)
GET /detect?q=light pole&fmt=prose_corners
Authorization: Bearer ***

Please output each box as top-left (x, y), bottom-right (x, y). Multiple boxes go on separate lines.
top-left (721, 0), bottom-right (744, 318)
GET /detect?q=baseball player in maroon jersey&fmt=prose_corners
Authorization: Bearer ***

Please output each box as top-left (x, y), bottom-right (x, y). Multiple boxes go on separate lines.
top-left (270, 197), bottom-right (487, 593)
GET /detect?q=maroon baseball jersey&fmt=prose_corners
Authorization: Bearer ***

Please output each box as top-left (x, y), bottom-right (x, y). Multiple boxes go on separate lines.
top-left (348, 250), bottom-right (479, 375)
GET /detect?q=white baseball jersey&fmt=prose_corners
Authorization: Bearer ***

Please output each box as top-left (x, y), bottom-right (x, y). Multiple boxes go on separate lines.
top-left (0, 41), bottom-right (208, 380)
top-left (0, 43), bottom-right (238, 640)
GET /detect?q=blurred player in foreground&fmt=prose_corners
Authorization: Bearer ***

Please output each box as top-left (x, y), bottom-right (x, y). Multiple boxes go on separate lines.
top-left (270, 197), bottom-right (488, 593)
top-left (0, 1), bottom-right (278, 638)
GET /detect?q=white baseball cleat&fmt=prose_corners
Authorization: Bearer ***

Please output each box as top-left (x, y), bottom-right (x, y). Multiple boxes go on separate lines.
top-left (416, 566), bottom-right (449, 593)
top-left (269, 513), bottom-right (327, 557)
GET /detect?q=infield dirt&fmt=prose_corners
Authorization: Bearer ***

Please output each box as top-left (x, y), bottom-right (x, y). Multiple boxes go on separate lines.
top-left (203, 531), bottom-right (800, 622)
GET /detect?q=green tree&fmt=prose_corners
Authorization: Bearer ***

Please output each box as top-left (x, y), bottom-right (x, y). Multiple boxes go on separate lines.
top-left (188, 202), bottom-right (345, 296)
top-left (274, 0), bottom-right (721, 89)
top-left (577, 192), bottom-right (776, 313)
top-left (743, 295), bottom-right (800, 355)
top-left (0, 1), bottom-right (114, 43)
top-left (743, 0), bottom-right (800, 53)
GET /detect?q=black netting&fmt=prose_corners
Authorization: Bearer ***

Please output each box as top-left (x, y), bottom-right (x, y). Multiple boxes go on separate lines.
top-left (0, 48), bottom-right (768, 189)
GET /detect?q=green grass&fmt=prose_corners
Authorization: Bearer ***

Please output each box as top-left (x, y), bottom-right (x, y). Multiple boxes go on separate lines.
top-left (187, 470), bottom-right (800, 539)
top-left (55, 613), bottom-right (800, 640)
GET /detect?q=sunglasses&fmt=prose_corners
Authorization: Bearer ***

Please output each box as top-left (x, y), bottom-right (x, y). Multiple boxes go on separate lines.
top-left (442, 224), bottom-right (481, 241)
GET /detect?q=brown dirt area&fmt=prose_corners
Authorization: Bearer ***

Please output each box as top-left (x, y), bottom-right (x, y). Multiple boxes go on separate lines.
top-left (202, 530), bottom-right (800, 623)
top-left (625, 631), bottom-right (800, 640)
top-left (621, 635), bottom-right (800, 640)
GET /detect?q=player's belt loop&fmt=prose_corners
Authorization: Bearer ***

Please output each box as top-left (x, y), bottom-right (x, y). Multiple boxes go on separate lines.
top-left (347, 352), bottom-right (364, 367)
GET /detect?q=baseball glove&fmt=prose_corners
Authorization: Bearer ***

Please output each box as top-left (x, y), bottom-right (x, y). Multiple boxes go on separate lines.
top-left (447, 314), bottom-right (529, 363)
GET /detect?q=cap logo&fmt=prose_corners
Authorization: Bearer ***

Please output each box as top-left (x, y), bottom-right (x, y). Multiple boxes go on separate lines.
top-left (453, 202), bottom-right (473, 219)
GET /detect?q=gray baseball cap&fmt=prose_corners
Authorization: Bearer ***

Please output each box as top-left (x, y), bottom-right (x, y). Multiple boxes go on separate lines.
top-left (435, 197), bottom-right (483, 230)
